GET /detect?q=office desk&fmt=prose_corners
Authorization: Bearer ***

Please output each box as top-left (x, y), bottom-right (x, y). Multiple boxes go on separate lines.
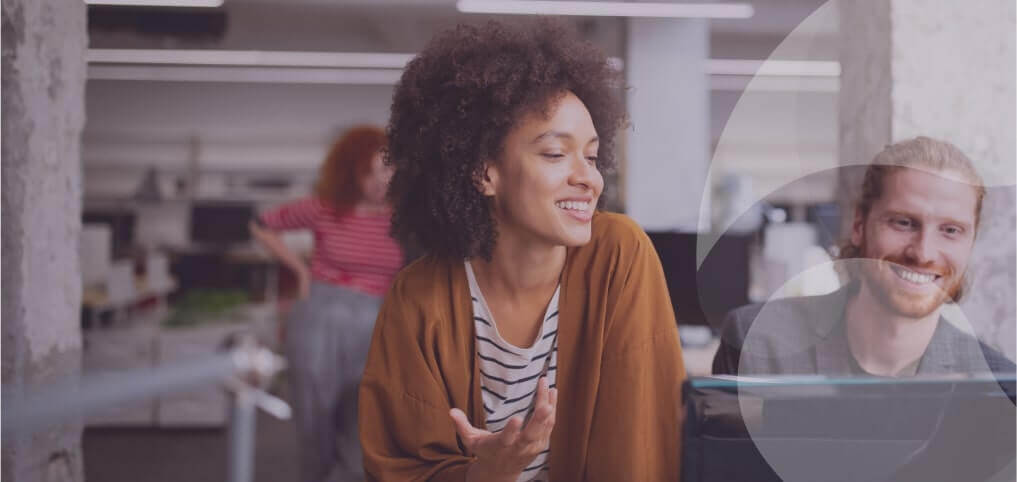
top-left (82, 276), bottom-right (178, 328)
top-left (682, 375), bottom-right (1016, 482)
top-left (681, 337), bottom-right (720, 376)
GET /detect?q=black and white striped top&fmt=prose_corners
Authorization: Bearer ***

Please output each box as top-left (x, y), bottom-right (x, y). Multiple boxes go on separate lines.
top-left (465, 261), bottom-right (559, 482)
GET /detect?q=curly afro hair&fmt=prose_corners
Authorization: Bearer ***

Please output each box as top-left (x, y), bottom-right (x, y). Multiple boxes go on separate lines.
top-left (385, 19), bottom-right (626, 260)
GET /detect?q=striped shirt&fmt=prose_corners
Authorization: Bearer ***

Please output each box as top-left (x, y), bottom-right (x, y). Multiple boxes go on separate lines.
top-left (465, 261), bottom-right (558, 482)
top-left (259, 197), bottom-right (403, 297)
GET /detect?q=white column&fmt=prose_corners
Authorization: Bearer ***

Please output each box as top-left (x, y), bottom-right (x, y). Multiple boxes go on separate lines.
top-left (624, 18), bottom-right (710, 232)
top-left (2, 0), bottom-right (88, 480)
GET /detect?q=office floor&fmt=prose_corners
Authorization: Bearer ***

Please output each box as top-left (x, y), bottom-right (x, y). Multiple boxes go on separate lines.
top-left (83, 386), bottom-right (300, 482)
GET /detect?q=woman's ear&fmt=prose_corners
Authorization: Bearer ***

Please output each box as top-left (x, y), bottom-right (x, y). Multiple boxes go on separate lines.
top-left (475, 161), bottom-right (499, 197)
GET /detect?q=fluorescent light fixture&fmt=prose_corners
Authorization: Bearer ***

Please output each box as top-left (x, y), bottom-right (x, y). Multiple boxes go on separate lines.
top-left (88, 65), bottom-right (404, 85)
top-left (456, 0), bottom-right (754, 18)
top-left (707, 59), bottom-right (840, 77)
top-left (91, 50), bottom-right (841, 78)
top-left (86, 49), bottom-right (839, 90)
top-left (84, 0), bottom-right (224, 7)
top-left (87, 49), bottom-right (414, 69)
top-left (710, 75), bottom-right (839, 92)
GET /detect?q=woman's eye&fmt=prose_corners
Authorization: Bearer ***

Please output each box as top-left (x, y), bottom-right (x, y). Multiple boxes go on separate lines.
top-left (586, 156), bottom-right (599, 163)
top-left (542, 153), bottom-right (565, 159)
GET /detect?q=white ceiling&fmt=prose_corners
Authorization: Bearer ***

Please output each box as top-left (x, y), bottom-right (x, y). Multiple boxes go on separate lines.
top-left (218, 0), bottom-right (836, 36)
top-left (83, 0), bottom-right (841, 206)
top-left (88, 0), bottom-right (837, 58)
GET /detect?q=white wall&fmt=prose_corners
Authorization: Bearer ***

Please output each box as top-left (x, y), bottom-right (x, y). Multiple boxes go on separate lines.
top-left (839, 0), bottom-right (1016, 359)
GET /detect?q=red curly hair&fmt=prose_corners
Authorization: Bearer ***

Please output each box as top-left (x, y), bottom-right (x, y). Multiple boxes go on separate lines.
top-left (314, 125), bottom-right (387, 214)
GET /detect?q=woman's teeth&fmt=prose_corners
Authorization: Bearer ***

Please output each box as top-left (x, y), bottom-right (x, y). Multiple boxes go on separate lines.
top-left (556, 200), bottom-right (589, 211)
top-left (891, 266), bottom-right (937, 284)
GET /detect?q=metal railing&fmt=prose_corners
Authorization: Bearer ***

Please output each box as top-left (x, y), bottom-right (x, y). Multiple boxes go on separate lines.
top-left (2, 336), bottom-right (289, 482)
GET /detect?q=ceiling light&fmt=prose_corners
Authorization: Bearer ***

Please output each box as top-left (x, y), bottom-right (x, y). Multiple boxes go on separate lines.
top-left (710, 75), bottom-right (839, 92)
top-left (707, 59), bottom-right (840, 77)
top-left (86, 49), bottom-right (839, 90)
top-left (456, 0), bottom-right (754, 18)
top-left (84, 0), bottom-right (224, 7)
top-left (87, 49), bottom-right (414, 69)
top-left (87, 65), bottom-right (404, 85)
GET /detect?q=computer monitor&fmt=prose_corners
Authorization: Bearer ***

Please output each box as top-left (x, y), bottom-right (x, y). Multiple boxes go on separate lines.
top-left (83, 210), bottom-right (136, 259)
top-left (806, 202), bottom-right (841, 250)
top-left (681, 375), bottom-right (1016, 482)
top-left (646, 232), bottom-right (752, 329)
top-left (190, 202), bottom-right (254, 245)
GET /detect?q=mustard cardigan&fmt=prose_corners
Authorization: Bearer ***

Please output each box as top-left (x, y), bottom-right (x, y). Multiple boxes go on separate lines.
top-left (359, 212), bottom-right (686, 481)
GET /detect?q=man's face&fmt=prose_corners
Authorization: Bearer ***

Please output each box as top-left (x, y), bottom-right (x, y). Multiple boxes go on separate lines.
top-left (851, 167), bottom-right (978, 318)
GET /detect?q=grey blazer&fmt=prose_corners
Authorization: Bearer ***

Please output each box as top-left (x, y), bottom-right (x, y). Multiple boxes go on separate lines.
top-left (712, 284), bottom-right (1015, 376)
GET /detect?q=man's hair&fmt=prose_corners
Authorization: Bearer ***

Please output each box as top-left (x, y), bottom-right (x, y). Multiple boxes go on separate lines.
top-left (314, 125), bottom-right (387, 215)
top-left (385, 20), bottom-right (626, 260)
top-left (838, 136), bottom-right (985, 300)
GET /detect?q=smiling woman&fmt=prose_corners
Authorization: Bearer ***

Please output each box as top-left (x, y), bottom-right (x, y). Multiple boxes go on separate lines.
top-left (359, 20), bottom-right (686, 482)
top-left (384, 19), bottom-right (625, 261)
top-left (476, 91), bottom-right (604, 254)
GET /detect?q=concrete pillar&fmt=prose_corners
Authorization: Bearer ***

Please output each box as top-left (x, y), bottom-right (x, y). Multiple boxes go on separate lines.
top-left (624, 18), bottom-right (710, 232)
top-left (2, 0), bottom-right (88, 480)
top-left (839, 0), bottom-right (1016, 359)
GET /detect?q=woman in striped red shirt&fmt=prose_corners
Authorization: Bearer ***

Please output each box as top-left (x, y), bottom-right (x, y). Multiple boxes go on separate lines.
top-left (250, 125), bottom-right (403, 482)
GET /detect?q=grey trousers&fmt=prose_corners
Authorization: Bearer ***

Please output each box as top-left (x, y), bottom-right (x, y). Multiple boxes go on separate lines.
top-left (285, 282), bottom-right (381, 482)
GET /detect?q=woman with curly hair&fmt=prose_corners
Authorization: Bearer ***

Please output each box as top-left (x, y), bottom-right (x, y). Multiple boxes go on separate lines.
top-left (250, 125), bottom-right (403, 482)
top-left (359, 20), bottom-right (685, 481)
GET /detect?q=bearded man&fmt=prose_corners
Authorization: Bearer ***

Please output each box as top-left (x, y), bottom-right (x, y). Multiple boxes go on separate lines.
top-left (713, 136), bottom-right (1014, 376)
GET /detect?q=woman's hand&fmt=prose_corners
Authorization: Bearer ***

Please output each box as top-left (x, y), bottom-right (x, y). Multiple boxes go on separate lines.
top-left (450, 377), bottom-right (557, 482)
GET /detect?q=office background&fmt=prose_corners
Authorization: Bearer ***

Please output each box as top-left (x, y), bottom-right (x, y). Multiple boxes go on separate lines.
top-left (3, 0), bottom-right (1014, 480)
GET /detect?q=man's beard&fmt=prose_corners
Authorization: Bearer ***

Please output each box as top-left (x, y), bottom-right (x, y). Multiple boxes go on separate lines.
top-left (857, 243), bottom-right (964, 319)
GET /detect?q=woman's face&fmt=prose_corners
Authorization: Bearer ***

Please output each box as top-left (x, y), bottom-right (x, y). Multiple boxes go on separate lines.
top-left (481, 91), bottom-right (604, 248)
top-left (360, 151), bottom-right (393, 206)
